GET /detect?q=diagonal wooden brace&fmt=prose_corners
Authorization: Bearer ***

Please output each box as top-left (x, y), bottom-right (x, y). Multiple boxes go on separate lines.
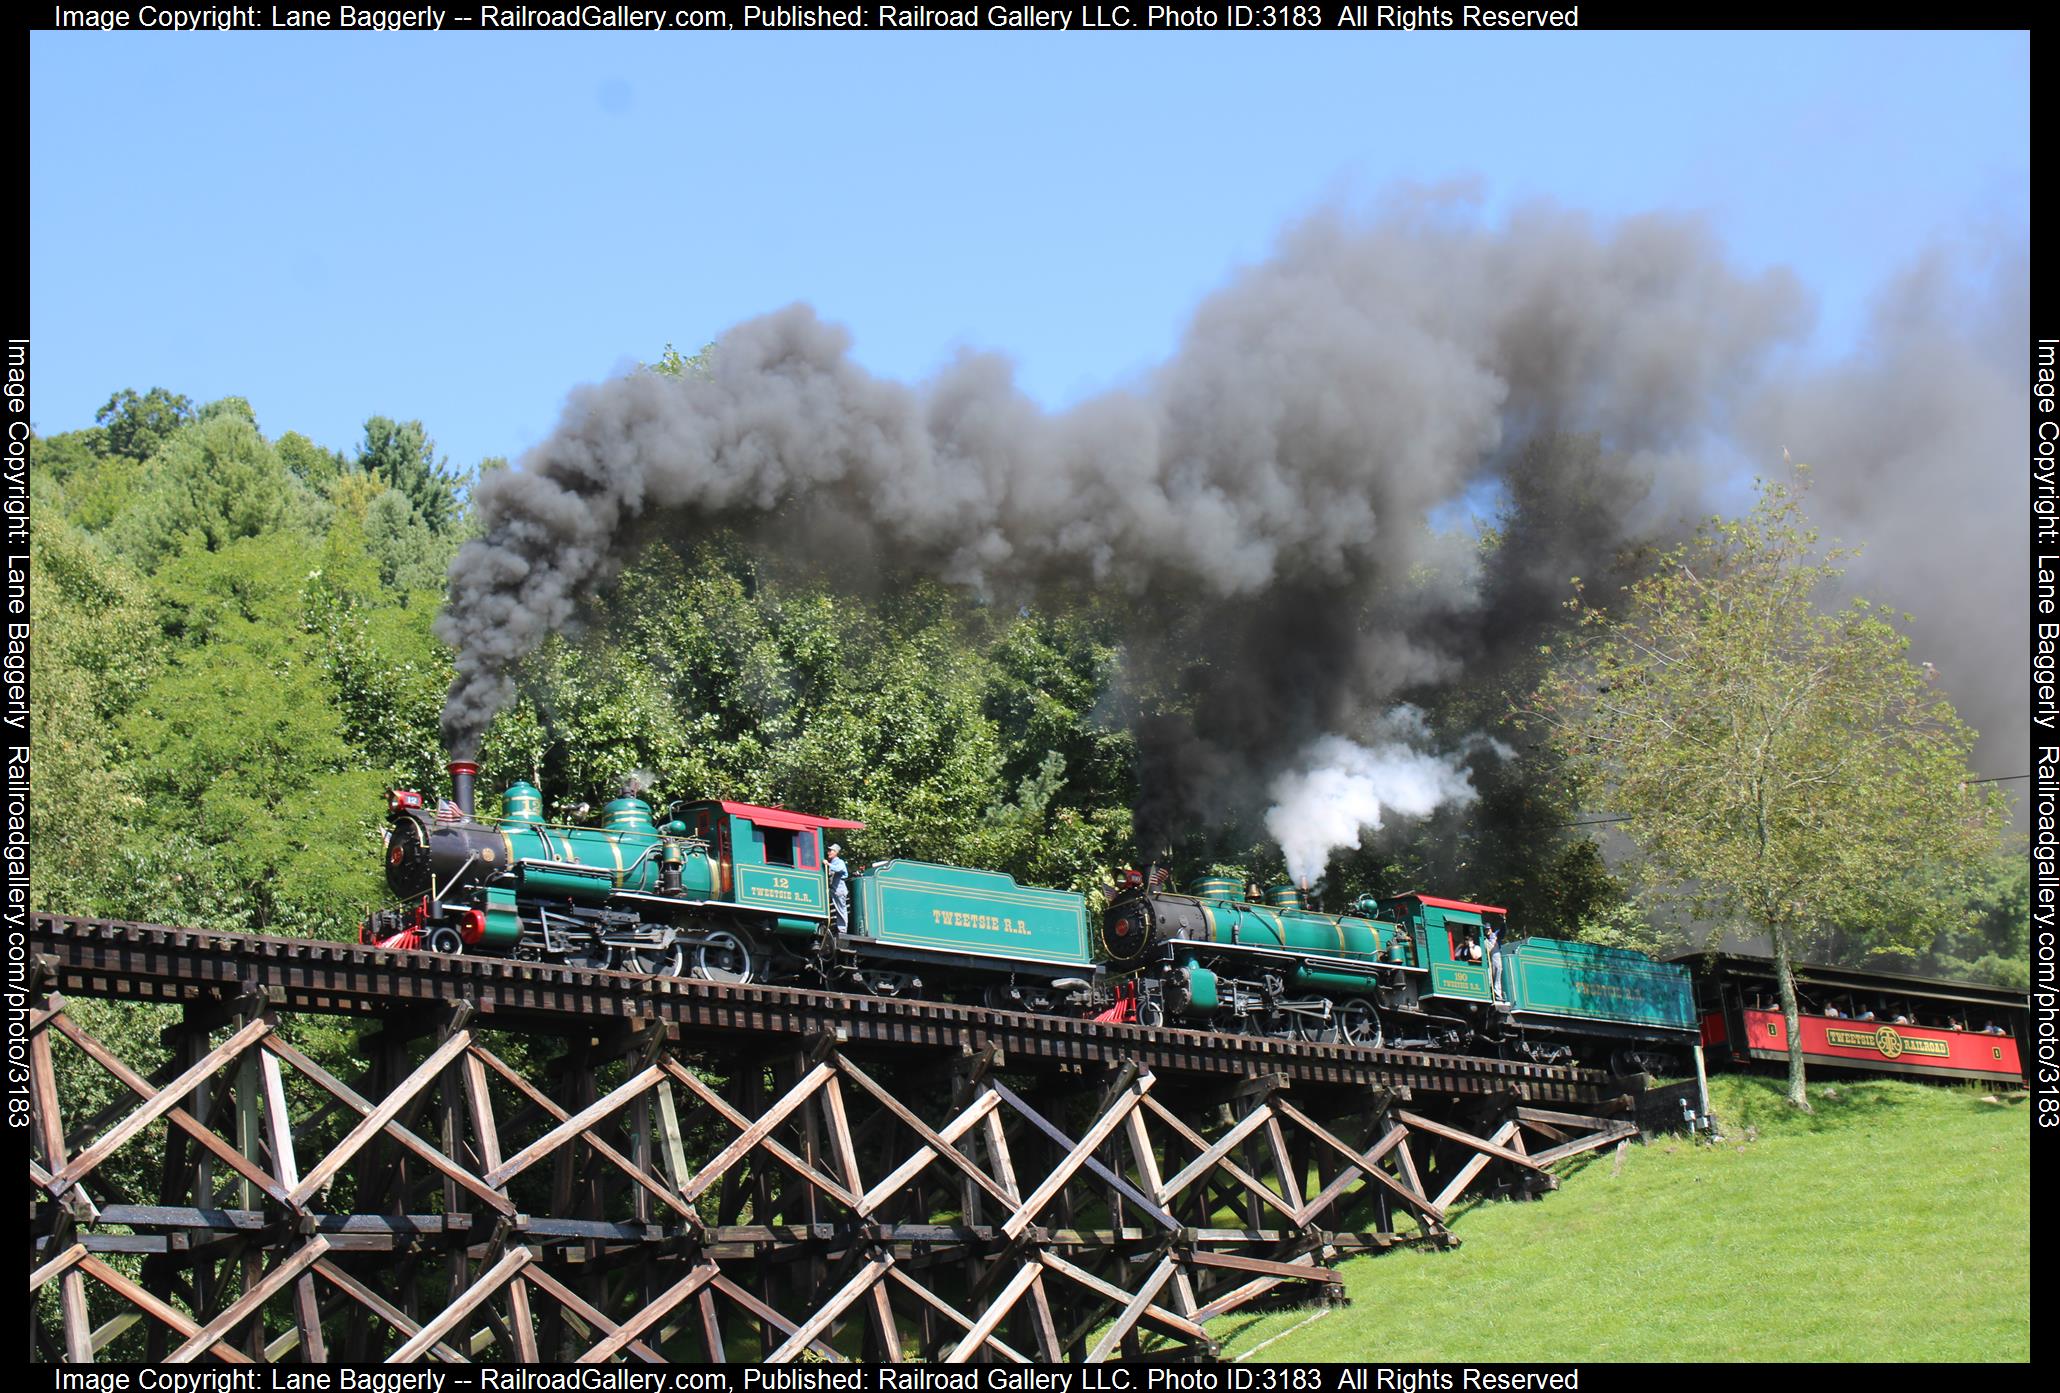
top-left (520, 1265), bottom-right (669, 1364)
top-left (166, 1236), bottom-right (332, 1363)
top-left (1273, 1102), bottom-right (1444, 1227)
top-left (1528, 1120), bottom-right (1638, 1167)
top-left (575, 1260), bottom-right (721, 1364)
top-left (991, 1075), bottom-right (1176, 1236)
top-left (1154, 1099), bottom-right (1283, 1207)
top-left (884, 1267), bottom-right (1032, 1364)
top-left (75, 1254), bottom-right (255, 1364)
top-left (51, 1016), bottom-right (272, 1196)
top-left (292, 1030), bottom-right (475, 1208)
top-left (1397, 1108), bottom-right (1548, 1173)
top-left (263, 1036), bottom-right (514, 1217)
top-left (471, 1044), bottom-right (696, 1217)
top-left (943, 1257), bottom-right (1046, 1363)
top-left (387, 1246), bottom-right (534, 1363)
top-left (313, 1260), bottom-right (469, 1363)
top-left (1037, 1250), bottom-right (1208, 1343)
top-left (764, 1254), bottom-right (895, 1363)
top-left (1083, 1253), bottom-right (1181, 1362)
top-left (485, 1063), bottom-right (663, 1188)
top-left (47, 1012), bottom-right (295, 1210)
top-left (709, 1273), bottom-right (847, 1362)
top-left (853, 1085), bottom-right (1009, 1217)
top-left (662, 1059), bottom-right (860, 1209)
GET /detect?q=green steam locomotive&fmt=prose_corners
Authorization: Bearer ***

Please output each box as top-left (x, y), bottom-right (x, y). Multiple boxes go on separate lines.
top-left (360, 762), bottom-right (1097, 1011)
top-left (362, 762), bottom-right (1696, 1068)
top-left (1097, 875), bottom-right (1697, 1069)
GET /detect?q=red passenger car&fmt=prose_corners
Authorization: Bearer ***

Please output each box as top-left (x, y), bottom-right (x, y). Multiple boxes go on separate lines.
top-left (1676, 952), bottom-right (2028, 1084)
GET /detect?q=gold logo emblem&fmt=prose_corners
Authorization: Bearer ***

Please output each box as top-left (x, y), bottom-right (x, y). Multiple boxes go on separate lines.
top-left (1825, 1025), bottom-right (1949, 1058)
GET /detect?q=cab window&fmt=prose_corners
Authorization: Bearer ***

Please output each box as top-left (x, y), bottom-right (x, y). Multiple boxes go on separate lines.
top-left (795, 830), bottom-right (819, 870)
top-left (759, 826), bottom-right (798, 867)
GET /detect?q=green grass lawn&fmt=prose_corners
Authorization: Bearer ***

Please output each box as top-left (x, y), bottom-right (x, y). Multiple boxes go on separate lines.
top-left (1214, 1074), bottom-right (2029, 1363)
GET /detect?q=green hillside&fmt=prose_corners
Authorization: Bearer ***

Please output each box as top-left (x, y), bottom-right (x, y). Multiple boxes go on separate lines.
top-left (1217, 1075), bottom-right (2030, 1363)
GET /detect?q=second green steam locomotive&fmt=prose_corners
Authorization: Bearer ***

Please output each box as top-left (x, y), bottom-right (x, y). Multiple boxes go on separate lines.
top-left (1098, 875), bottom-right (1696, 1069)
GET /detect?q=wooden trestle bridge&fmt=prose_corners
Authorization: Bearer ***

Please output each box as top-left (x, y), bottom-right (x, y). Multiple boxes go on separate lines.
top-left (25, 913), bottom-right (1644, 1364)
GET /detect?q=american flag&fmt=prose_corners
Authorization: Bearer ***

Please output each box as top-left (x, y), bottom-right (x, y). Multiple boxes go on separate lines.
top-left (1147, 865), bottom-right (1169, 891)
top-left (435, 799), bottom-right (465, 824)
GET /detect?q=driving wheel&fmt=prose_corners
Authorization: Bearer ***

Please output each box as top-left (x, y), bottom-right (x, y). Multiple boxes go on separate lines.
top-left (691, 929), bottom-right (757, 985)
top-left (1338, 998), bottom-right (1383, 1048)
top-left (616, 941), bottom-right (685, 977)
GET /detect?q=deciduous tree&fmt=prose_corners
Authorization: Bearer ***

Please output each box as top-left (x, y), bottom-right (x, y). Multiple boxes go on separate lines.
top-left (94, 386), bottom-right (194, 460)
top-left (1531, 476), bottom-right (2009, 1109)
top-left (111, 412), bottom-right (310, 569)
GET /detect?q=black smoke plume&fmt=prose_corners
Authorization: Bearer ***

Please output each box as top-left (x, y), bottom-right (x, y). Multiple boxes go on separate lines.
top-left (437, 193), bottom-right (2021, 859)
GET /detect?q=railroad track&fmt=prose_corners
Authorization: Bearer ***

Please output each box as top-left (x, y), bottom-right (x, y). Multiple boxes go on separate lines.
top-left (29, 912), bottom-right (1616, 1103)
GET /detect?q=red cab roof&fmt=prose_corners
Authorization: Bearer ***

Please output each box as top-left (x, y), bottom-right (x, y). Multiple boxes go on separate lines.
top-left (1389, 892), bottom-right (1508, 917)
top-left (714, 800), bottom-right (866, 833)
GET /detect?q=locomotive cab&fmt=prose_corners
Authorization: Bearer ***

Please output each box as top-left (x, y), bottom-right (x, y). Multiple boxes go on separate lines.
top-left (668, 800), bottom-right (866, 938)
top-left (1382, 892), bottom-right (1698, 1071)
top-left (1377, 893), bottom-right (1503, 1005)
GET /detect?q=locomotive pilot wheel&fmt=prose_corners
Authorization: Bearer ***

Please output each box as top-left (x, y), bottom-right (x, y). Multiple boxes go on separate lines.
top-left (691, 929), bottom-right (757, 985)
top-left (425, 925), bottom-right (464, 957)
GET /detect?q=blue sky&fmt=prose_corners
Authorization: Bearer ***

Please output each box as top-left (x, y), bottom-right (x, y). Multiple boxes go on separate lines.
top-left (31, 30), bottom-right (2030, 474)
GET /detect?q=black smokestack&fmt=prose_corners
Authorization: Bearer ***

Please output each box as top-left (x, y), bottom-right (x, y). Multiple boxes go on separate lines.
top-left (449, 760), bottom-right (477, 818)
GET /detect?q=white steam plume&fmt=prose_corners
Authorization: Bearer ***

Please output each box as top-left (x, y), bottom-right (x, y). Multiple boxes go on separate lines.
top-left (1264, 712), bottom-right (1487, 886)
